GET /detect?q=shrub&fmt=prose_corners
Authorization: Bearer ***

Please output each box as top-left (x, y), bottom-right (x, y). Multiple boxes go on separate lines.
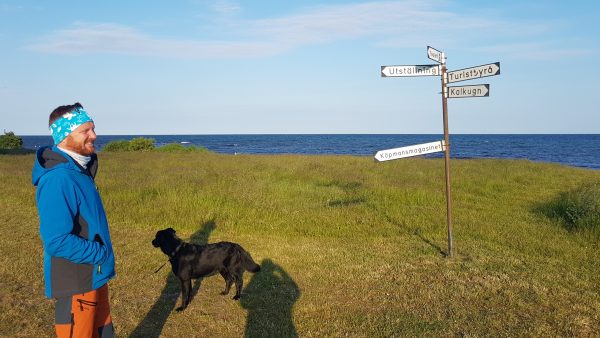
top-left (128, 137), bottom-right (155, 151)
top-left (102, 140), bottom-right (130, 152)
top-left (549, 182), bottom-right (600, 232)
top-left (102, 137), bottom-right (155, 152)
top-left (0, 131), bottom-right (23, 149)
top-left (101, 139), bottom-right (213, 153)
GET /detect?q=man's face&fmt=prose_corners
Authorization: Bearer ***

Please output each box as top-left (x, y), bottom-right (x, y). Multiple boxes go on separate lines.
top-left (60, 122), bottom-right (97, 156)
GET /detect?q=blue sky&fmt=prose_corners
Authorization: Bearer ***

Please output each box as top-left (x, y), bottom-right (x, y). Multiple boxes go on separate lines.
top-left (1, 0), bottom-right (598, 135)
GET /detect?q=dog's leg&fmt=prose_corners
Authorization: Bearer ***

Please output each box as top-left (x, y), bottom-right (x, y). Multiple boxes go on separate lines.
top-left (219, 269), bottom-right (233, 295)
top-left (176, 279), bottom-right (192, 312)
top-left (233, 270), bottom-right (243, 300)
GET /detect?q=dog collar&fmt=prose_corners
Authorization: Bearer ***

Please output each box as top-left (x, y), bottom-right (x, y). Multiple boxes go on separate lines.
top-left (169, 243), bottom-right (184, 258)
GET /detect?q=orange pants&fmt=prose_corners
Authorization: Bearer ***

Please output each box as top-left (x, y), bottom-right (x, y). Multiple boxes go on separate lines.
top-left (54, 284), bottom-right (114, 338)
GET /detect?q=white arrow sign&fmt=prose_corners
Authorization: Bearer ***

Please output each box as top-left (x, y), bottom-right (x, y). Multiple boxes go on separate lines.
top-left (447, 62), bottom-right (500, 83)
top-left (448, 84), bottom-right (490, 98)
top-left (381, 64), bottom-right (440, 77)
top-left (427, 46), bottom-right (444, 64)
top-left (374, 140), bottom-right (445, 162)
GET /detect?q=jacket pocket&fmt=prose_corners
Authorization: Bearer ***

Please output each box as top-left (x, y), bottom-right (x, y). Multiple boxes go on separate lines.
top-left (51, 257), bottom-right (93, 298)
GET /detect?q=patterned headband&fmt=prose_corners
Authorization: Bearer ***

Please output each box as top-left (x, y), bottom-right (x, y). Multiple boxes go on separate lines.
top-left (49, 107), bottom-right (94, 144)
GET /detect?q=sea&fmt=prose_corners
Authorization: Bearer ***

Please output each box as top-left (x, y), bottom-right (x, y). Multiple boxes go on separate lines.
top-left (20, 134), bottom-right (600, 170)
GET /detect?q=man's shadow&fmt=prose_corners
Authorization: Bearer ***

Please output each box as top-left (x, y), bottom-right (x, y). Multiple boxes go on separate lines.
top-left (129, 221), bottom-right (216, 338)
top-left (241, 259), bottom-right (300, 338)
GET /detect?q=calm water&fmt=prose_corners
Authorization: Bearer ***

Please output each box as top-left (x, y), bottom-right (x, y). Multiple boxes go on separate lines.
top-left (21, 134), bottom-right (600, 170)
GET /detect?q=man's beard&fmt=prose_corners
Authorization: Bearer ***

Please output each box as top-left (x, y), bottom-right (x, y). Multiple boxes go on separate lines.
top-left (63, 136), bottom-right (95, 156)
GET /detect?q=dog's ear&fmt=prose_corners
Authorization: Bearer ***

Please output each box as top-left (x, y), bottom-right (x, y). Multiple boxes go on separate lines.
top-left (167, 227), bottom-right (176, 234)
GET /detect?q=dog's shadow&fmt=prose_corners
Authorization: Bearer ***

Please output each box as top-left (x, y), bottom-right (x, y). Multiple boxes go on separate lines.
top-left (129, 221), bottom-right (216, 338)
top-left (241, 259), bottom-right (300, 338)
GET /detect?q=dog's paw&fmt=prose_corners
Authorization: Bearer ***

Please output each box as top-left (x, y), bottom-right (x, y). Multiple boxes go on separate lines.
top-left (220, 291), bottom-right (228, 296)
top-left (175, 306), bottom-right (186, 312)
top-left (232, 295), bottom-right (240, 300)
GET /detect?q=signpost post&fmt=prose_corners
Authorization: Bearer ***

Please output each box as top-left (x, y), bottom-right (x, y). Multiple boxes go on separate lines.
top-left (439, 55), bottom-right (453, 258)
top-left (379, 47), bottom-right (500, 258)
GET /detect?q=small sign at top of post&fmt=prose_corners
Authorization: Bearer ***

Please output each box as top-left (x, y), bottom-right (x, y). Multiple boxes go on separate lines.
top-left (427, 46), bottom-right (444, 64)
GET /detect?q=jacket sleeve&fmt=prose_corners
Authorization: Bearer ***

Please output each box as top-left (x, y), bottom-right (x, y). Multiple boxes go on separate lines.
top-left (36, 173), bottom-right (108, 265)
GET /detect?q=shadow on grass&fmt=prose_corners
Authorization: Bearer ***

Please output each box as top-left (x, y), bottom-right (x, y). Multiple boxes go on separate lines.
top-left (327, 197), bottom-right (366, 207)
top-left (129, 220), bottom-right (216, 338)
top-left (414, 228), bottom-right (447, 257)
top-left (241, 259), bottom-right (300, 338)
top-left (366, 202), bottom-right (448, 257)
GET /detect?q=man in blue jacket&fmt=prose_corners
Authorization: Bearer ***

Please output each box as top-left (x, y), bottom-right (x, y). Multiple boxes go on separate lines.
top-left (32, 102), bottom-right (115, 338)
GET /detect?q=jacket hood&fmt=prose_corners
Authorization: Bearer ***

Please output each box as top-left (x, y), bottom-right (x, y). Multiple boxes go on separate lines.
top-left (32, 146), bottom-right (98, 186)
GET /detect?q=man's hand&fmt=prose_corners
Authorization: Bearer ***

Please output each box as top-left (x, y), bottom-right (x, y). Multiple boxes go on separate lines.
top-left (94, 234), bottom-right (104, 245)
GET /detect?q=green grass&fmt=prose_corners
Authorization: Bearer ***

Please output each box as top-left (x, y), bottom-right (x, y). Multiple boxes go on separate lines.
top-left (153, 143), bottom-right (210, 153)
top-left (1, 152), bottom-right (599, 337)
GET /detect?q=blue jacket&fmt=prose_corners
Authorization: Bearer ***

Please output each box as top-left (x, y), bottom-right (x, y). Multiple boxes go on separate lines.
top-left (32, 146), bottom-right (115, 298)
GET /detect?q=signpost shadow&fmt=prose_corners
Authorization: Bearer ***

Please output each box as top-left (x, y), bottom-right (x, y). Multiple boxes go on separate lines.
top-left (129, 221), bottom-right (216, 338)
top-left (414, 228), bottom-right (447, 257)
top-left (241, 259), bottom-right (300, 338)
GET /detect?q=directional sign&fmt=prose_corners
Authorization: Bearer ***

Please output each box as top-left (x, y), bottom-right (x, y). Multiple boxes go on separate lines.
top-left (427, 46), bottom-right (444, 64)
top-left (447, 62), bottom-right (500, 83)
top-left (381, 64), bottom-right (440, 77)
top-left (374, 140), bottom-right (445, 162)
top-left (448, 84), bottom-right (490, 98)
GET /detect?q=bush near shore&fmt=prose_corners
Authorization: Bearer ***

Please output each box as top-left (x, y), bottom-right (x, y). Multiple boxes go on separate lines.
top-left (1, 152), bottom-right (599, 337)
top-left (102, 137), bottom-right (209, 153)
top-left (0, 131), bottom-right (23, 149)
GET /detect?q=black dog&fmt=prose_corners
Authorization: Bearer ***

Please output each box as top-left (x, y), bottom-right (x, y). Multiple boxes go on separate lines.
top-left (152, 228), bottom-right (261, 311)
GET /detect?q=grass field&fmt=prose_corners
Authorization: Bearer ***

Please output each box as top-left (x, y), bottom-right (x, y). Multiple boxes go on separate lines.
top-left (0, 151), bottom-right (599, 337)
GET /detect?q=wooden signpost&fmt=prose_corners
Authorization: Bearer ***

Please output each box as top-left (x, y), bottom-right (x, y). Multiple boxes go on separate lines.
top-left (379, 46), bottom-right (500, 257)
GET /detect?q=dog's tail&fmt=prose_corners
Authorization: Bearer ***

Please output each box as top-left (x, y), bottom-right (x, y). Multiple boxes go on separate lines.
top-left (240, 248), bottom-right (261, 273)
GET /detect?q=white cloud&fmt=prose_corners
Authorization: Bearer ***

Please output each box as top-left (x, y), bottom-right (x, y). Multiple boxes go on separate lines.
top-left (250, 1), bottom-right (455, 45)
top-left (473, 43), bottom-right (593, 61)
top-left (27, 23), bottom-right (282, 58)
top-left (211, 0), bottom-right (241, 16)
top-left (26, 1), bottom-right (585, 60)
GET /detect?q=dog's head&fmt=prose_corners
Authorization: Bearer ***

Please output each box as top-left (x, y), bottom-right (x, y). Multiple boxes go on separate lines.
top-left (152, 228), bottom-right (180, 255)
